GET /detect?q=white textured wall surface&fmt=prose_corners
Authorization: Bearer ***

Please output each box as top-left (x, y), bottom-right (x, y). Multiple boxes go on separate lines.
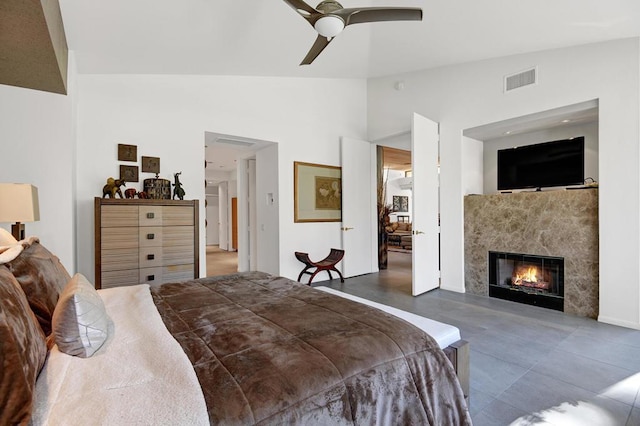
top-left (0, 74), bottom-right (76, 272)
top-left (368, 38), bottom-right (640, 329)
top-left (75, 74), bottom-right (367, 282)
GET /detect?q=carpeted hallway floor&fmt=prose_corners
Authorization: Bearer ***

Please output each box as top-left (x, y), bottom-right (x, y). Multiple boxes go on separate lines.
top-left (206, 245), bottom-right (238, 277)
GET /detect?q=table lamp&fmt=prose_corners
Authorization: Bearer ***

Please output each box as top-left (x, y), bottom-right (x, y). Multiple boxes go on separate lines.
top-left (0, 183), bottom-right (40, 241)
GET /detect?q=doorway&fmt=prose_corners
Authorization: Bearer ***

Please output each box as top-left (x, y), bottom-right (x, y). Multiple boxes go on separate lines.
top-left (380, 146), bottom-right (413, 280)
top-left (369, 114), bottom-right (440, 296)
top-left (204, 132), bottom-right (279, 277)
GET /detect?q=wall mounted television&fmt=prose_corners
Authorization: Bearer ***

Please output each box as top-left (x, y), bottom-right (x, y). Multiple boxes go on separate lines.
top-left (497, 136), bottom-right (585, 191)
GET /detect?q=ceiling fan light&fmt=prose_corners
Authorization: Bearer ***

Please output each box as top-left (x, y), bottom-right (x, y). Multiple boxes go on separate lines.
top-left (314, 15), bottom-right (344, 37)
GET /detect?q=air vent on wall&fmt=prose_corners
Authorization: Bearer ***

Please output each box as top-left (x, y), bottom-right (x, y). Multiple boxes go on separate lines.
top-left (504, 67), bottom-right (537, 92)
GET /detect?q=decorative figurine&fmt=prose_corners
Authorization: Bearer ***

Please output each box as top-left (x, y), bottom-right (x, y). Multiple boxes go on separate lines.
top-left (137, 191), bottom-right (149, 199)
top-left (102, 177), bottom-right (126, 198)
top-left (124, 188), bottom-right (137, 199)
top-left (173, 172), bottom-right (185, 200)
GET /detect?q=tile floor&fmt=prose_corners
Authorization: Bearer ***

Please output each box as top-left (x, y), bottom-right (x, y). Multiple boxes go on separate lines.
top-left (318, 252), bottom-right (640, 425)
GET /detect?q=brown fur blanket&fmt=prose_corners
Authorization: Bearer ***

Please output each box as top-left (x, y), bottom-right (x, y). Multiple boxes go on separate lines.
top-left (151, 272), bottom-right (471, 425)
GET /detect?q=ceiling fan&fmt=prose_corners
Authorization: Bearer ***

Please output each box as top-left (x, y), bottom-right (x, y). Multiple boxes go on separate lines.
top-left (283, 0), bottom-right (423, 65)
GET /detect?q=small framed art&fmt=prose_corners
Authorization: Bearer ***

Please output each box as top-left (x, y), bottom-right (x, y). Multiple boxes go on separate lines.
top-left (117, 144), bottom-right (137, 162)
top-left (142, 156), bottom-right (160, 174)
top-left (120, 165), bottom-right (139, 182)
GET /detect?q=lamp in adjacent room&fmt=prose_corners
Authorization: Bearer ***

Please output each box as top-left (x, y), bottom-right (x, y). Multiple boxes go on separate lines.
top-left (0, 183), bottom-right (40, 241)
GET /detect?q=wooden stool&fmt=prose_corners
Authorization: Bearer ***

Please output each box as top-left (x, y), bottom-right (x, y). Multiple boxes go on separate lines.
top-left (295, 248), bottom-right (345, 285)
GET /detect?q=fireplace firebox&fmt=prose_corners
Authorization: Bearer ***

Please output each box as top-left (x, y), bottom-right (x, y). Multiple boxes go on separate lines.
top-left (488, 251), bottom-right (564, 311)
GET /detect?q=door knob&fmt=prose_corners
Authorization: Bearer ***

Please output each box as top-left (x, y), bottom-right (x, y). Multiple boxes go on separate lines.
top-left (341, 227), bottom-right (354, 231)
top-left (414, 230), bottom-right (425, 235)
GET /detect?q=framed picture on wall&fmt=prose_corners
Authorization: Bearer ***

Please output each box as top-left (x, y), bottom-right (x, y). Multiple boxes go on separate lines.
top-left (393, 195), bottom-right (409, 212)
top-left (120, 165), bottom-right (139, 182)
top-left (142, 156), bottom-right (160, 173)
top-left (294, 161), bottom-right (342, 222)
top-left (117, 144), bottom-right (137, 162)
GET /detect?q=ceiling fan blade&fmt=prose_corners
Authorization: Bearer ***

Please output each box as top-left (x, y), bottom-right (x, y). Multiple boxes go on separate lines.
top-left (336, 7), bottom-right (422, 26)
top-left (282, 0), bottom-right (319, 19)
top-left (300, 35), bottom-right (334, 65)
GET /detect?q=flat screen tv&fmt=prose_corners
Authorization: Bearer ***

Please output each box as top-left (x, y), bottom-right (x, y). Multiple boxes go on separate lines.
top-left (497, 137), bottom-right (585, 191)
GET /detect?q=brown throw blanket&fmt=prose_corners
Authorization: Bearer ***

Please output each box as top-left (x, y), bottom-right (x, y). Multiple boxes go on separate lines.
top-left (151, 272), bottom-right (471, 425)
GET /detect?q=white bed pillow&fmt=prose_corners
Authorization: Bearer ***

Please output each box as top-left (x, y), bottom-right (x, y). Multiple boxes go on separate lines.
top-left (52, 273), bottom-right (110, 358)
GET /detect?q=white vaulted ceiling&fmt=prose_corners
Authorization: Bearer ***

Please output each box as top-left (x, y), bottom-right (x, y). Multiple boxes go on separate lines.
top-left (58, 0), bottom-right (640, 79)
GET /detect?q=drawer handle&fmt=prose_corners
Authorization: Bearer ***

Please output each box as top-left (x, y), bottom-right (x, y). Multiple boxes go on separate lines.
top-left (147, 275), bottom-right (155, 281)
top-left (147, 212), bottom-right (155, 219)
top-left (147, 233), bottom-right (155, 240)
top-left (147, 254), bottom-right (155, 260)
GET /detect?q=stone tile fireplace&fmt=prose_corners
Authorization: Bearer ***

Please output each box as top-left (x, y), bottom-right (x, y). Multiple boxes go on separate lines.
top-left (464, 189), bottom-right (598, 318)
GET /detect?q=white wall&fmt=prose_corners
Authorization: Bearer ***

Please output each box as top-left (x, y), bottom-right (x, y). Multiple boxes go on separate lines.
top-left (385, 169), bottom-right (412, 222)
top-left (205, 194), bottom-right (219, 244)
top-left (368, 38), bottom-right (640, 329)
top-left (0, 59), bottom-right (76, 272)
top-left (75, 75), bottom-right (367, 282)
top-left (482, 121), bottom-right (599, 194)
top-left (462, 136), bottom-right (484, 195)
top-left (256, 144), bottom-right (280, 274)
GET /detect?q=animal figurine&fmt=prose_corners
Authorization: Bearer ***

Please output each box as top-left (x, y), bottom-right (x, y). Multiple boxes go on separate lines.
top-left (102, 178), bottom-right (126, 198)
top-left (124, 188), bottom-right (137, 199)
top-left (173, 172), bottom-right (185, 200)
top-left (137, 191), bottom-right (149, 199)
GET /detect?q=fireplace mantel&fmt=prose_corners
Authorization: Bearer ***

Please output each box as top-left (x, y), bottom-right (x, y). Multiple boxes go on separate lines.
top-left (464, 188), bottom-right (599, 318)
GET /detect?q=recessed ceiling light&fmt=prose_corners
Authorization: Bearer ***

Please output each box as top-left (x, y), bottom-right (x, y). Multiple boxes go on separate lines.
top-left (504, 131), bottom-right (512, 135)
top-left (562, 119), bottom-right (571, 123)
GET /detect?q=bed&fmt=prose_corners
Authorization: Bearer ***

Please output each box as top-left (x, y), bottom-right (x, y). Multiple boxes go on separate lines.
top-left (0, 234), bottom-right (471, 425)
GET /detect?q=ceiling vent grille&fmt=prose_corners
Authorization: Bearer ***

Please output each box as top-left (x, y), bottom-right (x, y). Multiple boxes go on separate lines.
top-left (504, 67), bottom-right (537, 92)
top-left (215, 138), bottom-right (256, 148)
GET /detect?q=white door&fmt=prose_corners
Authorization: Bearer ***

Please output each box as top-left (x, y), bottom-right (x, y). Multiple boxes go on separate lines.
top-left (341, 137), bottom-right (376, 277)
top-left (218, 182), bottom-right (229, 251)
top-left (205, 195), bottom-right (219, 244)
top-left (411, 113), bottom-right (440, 295)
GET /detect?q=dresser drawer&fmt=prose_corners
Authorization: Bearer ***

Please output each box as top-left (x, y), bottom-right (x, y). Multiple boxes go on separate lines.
top-left (139, 247), bottom-right (163, 268)
top-left (163, 245), bottom-right (194, 265)
top-left (101, 205), bottom-right (138, 227)
top-left (102, 228), bottom-right (139, 250)
top-left (102, 269), bottom-right (139, 288)
top-left (102, 248), bottom-right (139, 272)
top-left (163, 264), bottom-right (195, 282)
top-left (163, 206), bottom-right (194, 226)
top-left (162, 226), bottom-right (194, 247)
top-left (139, 227), bottom-right (163, 247)
top-left (139, 267), bottom-right (163, 285)
top-left (139, 206), bottom-right (163, 226)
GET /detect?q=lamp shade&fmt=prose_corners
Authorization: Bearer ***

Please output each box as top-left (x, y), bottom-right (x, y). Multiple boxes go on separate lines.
top-left (0, 183), bottom-right (40, 223)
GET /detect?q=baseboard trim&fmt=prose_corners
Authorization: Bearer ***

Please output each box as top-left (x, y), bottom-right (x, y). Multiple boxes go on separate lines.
top-left (597, 315), bottom-right (640, 330)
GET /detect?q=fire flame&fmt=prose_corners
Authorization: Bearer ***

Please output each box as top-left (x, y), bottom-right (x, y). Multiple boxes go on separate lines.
top-left (513, 266), bottom-right (538, 285)
top-left (512, 265), bottom-right (550, 290)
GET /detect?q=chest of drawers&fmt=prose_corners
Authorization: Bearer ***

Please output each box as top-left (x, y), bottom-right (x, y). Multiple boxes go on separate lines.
top-left (94, 198), bottom-right (199, 289)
